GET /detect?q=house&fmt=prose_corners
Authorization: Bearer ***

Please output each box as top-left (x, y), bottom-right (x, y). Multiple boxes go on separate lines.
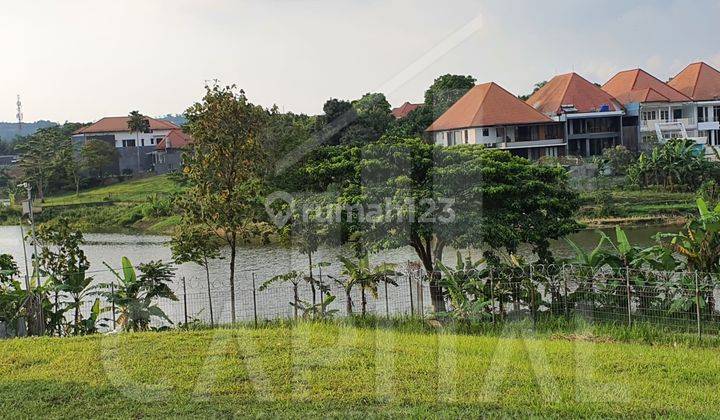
top-left (527, 72), bottom-right (625, 156)
top-left (152, 129), bottom-right (192, 174)
top-left (72, 116), bottom-right (180, 174)
top-left (426, 82), bottom-right (566, 159)
top-left (667, 62), bottom-right (720, 148)
top-left (0, 155), bottom-right (19, 168)
top-left (391, 102), bottom-right (423, 119)
top-left (602, 69), bottom-right (697, 150)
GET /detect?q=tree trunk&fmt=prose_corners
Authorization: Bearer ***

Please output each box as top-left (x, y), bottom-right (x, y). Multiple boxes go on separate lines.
top-left (361, 288), bottom-right (367, 316)
top-left (293, 284), bottom-right (299, 320)
top-left (346, 289), bottom-right (353, 315)
top-left (308, 251), bottom-right (316, 307)
top-left (229, 234), bottom-right (237, 323)
top-left (416, 248), bottom-right (446, 313)
top-left (74, 175), bottom-right (80, 197)
top-left (204, 258), bottom-right (214, 328)
top-left (74, 300), bottom-right (80, 335)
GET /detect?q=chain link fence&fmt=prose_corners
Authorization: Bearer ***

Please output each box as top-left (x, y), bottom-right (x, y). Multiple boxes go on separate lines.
top-left (3, 263), bottom-right (720, 338)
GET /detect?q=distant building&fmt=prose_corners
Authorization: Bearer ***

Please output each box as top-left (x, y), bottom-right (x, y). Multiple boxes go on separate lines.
top-left (426, 82), bottom-right (566, 160)
top-left (72, 116), bottom-right (180, 174)
top-left (668, 62), bottom-right (720, 148)
top-left (602, 68), bottom-right (696, 150)
top-left (0, 155), bottom-right (19, 168)
top-left (391, 102), bottom-right (423, 119)
top-left (527, 72), bottom-right (626, 156)
top-left (151, 129), bottom-right (192, 174)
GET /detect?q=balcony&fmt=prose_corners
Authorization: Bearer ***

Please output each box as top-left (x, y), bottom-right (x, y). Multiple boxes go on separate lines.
top-left (499, 138), bottom-right (566, 149)
top-left (641, 117), bottom-right (696, 131)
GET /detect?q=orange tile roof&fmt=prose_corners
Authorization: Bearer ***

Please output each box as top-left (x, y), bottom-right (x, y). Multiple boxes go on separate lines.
top-left (426, 82), bottom-right (551, 132)
top-left (527, 72), bottom-right (623, 115)
top-left (668, 62), bottom-right (720, 101)
top-left (156, 129), bottom-right (191, 151)
top-left (74, 116), bottom-right (179, 134)
top-left (391, 102), bottom-right (422, 119)
top-left (602, 69), bottom-right (690, 104)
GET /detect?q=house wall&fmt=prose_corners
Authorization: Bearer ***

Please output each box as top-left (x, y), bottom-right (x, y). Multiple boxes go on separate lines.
top-left (153, 150), bottom-right (184, 175)
top-left (74, 129), bottom-right (173, 175)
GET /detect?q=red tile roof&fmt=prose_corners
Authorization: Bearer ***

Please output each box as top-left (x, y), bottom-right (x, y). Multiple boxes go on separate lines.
top-left (527, 72), bottom-right (623, 115)
top-left (155, 129), bottom-right (191, 151)
top-left (391, 102), bottom-right (422, 119)
top-left (602, 69), bottom-right (690, 104)
top-left (426, 82), bottom-right (551, 132)
top-left (668, 62), bottom-right (720, 101)
top-left (74, 116), bottom-right (179, 134)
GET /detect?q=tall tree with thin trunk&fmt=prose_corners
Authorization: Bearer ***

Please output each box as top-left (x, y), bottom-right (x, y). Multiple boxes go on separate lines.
top-left (127, 111), bottom-right (150, 174)
top-left (181, 83), bottom-right (271, 322)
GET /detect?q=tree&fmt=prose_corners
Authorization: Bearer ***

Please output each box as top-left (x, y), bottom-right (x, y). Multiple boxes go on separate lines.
top-left (181, 83), bottom-right (272, 322)
top-left (518, 81), bottom-right (548, 101)
top-left (34, 218), bottom-right (92, 335)
top-left (81, 139), bottom-right (118, 179)
top-left (57, 137), bottom-right (82, 196)
top-left (16, 129), bottom-right (59, 200)
top-left (424, 74), bottom-right (476, 117)
top-left (127, 111), bottom-right (150, 173)
top-left (359, 136), bottom-right (580, 311)
top-left (331, 255), bottom-right (399, 316)
top-left (170, 223), bottom-right (222, 328)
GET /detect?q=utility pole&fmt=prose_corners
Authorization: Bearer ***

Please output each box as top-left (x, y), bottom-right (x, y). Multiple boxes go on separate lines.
top-left (16, 95), bottom-right (23, 135)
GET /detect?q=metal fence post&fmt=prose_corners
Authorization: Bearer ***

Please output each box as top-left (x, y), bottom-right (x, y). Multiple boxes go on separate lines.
top-left (384, 279), bottom-right (390, 318)
top-left (625, 267), bottom-right (632, 327)
top-left (490, 269), bottom-right (496, 324)
top-left (408, 269), bottom-right (415, 316)
top-left (694, 272), bottom-right (702, 339)
top-left (529, 266), bottom-right (537, 331)
top-left (252, 272), bottom-right (258, 328)
top-left (110, 282), bottom-right (116, 330)
top-left (563, 265), bottom-right (569, 320)
top-left (182, 277), bottom-right (188, 328)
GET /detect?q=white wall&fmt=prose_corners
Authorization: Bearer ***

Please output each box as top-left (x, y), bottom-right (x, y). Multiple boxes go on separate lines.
top-left (81, 129), bottom-right (173, 148)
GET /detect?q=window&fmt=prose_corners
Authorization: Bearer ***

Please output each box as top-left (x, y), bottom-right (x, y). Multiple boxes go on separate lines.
top-left (496, 127), bottom-right (505, 140)
top-left (482, 128), bottom-right (489, 137)
top-left (141, 139), bottom-right (145, 147)
top-left (660, 109), bottom-right (669, 121)
top-left (714, 106), bottom-right (720, 122)
top-left (122, 139), bottom-right (136, 147)
top-left (642, 110), bottom-right (657, 121)
top-left (698, 107), bottom-right (707, 123)
top-left (673, 108), bottom-right (683, 120)
top-left (464, 130), bottom-right (469, 144)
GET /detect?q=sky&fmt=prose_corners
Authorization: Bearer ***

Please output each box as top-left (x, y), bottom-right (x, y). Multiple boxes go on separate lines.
top-left (1, 0), bottom-right (720, 123)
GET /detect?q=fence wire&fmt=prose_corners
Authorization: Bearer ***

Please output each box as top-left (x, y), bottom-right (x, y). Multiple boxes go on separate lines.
top-left (4, 264), bottom-right (720, 338)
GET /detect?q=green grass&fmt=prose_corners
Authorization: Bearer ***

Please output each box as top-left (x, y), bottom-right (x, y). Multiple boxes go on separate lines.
top-left (578, 188), bottom-right (697, 225)
top-left (2, 320), bottom-right (720, 418)
top-left (43, 175), bottom-right (185, 206)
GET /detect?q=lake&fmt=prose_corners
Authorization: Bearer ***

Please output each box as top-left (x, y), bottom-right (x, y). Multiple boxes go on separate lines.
top-left (0, 224), bottom-right (681, 324)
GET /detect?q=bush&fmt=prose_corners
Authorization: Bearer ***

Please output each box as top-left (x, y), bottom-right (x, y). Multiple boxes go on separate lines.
top-left (601, 145), bottom-right (635, 176)
top-left (628, 138), bottom-right (714, 191)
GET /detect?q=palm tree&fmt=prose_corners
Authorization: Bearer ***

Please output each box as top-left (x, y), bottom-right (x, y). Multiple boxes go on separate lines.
top-left (127, 111), bottom-right (150, 174)
top-left (332, 256), bottom-right (399, 316)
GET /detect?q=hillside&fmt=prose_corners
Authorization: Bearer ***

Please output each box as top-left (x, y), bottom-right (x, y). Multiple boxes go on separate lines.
top-left (0, 120), bottom-right (57, 141)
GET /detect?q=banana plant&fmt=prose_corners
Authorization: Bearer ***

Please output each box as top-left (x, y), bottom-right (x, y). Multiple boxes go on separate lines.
top-left (290, 295), bottom-right (339, 319)
top-left (331, 255), bottom-right (400, 316)
top-left (259, 270), bottom-right (306, 319)
top-left (98, 257), bottom-right (177, 332)
top-left (436, 251), bottom-right (490, 321)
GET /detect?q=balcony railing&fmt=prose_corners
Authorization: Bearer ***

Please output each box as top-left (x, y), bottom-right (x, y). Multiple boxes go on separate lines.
top-left (498, 138), bottom-right (566, 149)
top-left (641, 117), bottom-right (696, 131)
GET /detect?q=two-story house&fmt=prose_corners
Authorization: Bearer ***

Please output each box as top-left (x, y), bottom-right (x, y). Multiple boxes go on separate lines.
top-left (72, 116), bottom-right (180, 174)
top-left (667, 62), bottom-right (720, 149)
top-left (602, 69), bottom-right (696, 150)
top-left (426, 82), bottom-right (565, 159)
top-left (527, 72), bottom-right (625, 157)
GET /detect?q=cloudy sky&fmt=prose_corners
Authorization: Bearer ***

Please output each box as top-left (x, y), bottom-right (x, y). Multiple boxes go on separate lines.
top-left (1, 0), bottom-right (719, 122)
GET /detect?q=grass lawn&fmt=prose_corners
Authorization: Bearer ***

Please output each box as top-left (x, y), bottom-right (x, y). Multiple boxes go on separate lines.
top-left (578, 188), bottom-right (697, 226)
top-left (1, 321), bottom-right (719, 418)
top-left (43, 175), bottom-right (185, 206)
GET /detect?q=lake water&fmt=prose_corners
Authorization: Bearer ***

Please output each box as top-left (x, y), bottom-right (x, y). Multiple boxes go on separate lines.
top-left (0, 224), bottom-right (681, 325)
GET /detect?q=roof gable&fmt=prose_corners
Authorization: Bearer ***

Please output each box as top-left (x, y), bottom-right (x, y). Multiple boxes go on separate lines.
top-left (527, 72), bottom-right (623, 115)
top-left (426, 82), bottom-right (551, 131)
top-left (156, 129), bottom-right (191, 151)
top-left (391, 102), bottom-right (422, 119)
top-left (74, 116), bottom-right (179, 134)
top-left (668, 62), bottom-right (720, 101)
top-left (602, 69), bottom-right (690, 104)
